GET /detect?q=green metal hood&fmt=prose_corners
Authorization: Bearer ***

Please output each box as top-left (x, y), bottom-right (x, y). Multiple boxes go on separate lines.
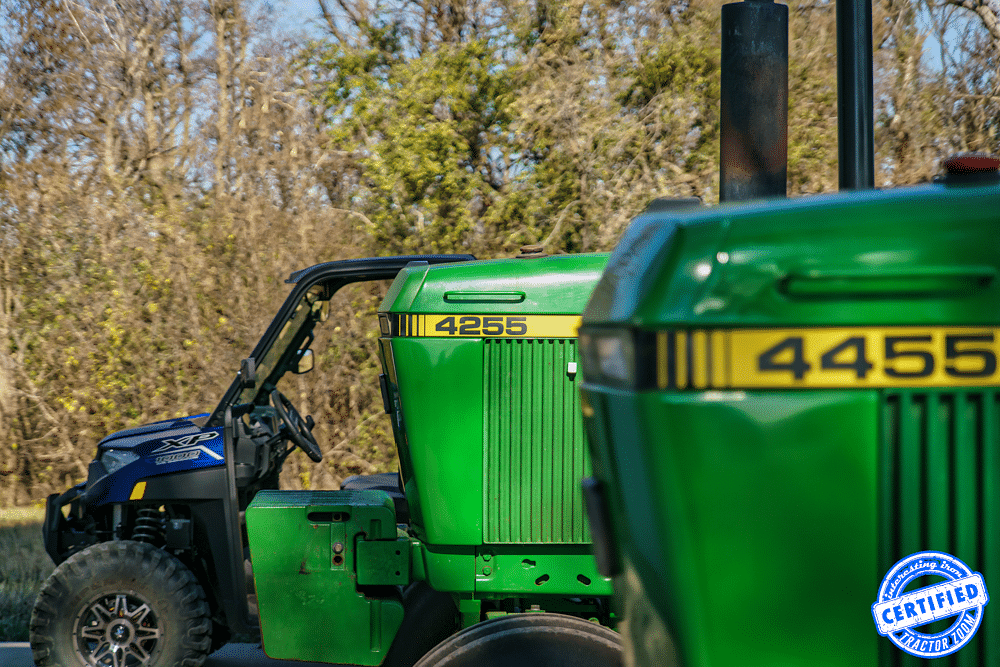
top-left (579, 177), bottom-right (1000, 666)
top-left (382, 254), bottom-right (608, 316)
top-left (584, 181), bottom-right (1000, 329)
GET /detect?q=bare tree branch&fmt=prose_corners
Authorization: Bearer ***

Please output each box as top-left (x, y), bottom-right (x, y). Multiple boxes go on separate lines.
top-left (946, 0), bottom-right (1000, 48)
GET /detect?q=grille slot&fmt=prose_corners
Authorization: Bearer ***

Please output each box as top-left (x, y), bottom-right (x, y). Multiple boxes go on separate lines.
top-left (483, 338), bottom-right (590, 544)
top-left (880, 389), bottom-right (999, 666)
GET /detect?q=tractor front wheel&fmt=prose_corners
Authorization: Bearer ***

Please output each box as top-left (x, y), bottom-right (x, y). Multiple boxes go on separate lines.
top-left (30, 540), bottom-right (212, 667)
top-left (412, 613), bottom-right (623, 667)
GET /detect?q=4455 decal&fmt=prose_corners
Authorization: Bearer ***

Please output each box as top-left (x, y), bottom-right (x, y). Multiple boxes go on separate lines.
top-left (656, 327), bottom-right (1000, 389)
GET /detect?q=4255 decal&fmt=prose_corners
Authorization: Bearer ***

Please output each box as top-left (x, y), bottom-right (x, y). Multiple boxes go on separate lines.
top-left (434, 315), bottom-right (528, 336)
top-left (385, 313), bottom-right (582, 338)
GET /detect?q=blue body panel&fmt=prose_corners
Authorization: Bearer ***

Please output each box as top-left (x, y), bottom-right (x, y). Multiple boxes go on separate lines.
top-left (93, 413), bottom-right (224, 504)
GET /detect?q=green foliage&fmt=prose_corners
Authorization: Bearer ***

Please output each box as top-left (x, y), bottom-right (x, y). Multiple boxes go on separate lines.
top-left (300, 1), bottom-right (730, 254)
top-left (306, 38), bottom-right (516, 254)
top-left (787, 2), bottom-right (839, 193)
top-left (2, 0), bottom-right (998, 508)
top-left (0, 185), bottom-right (395, 500)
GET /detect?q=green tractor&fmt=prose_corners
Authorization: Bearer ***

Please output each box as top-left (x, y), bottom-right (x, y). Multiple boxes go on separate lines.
top-left (575, 3), bottom-right (1000, 667)
top-left (579, 159), bottom-right (1000, 666)
top-left (246, 253), bottom-right (622, 667)
top-left (34, 252), bottom-right (622, 667)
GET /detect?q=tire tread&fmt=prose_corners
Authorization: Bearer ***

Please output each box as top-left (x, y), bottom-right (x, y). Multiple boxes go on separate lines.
top-left (30, 540), bottom-right (212, 667)
top-left (413, 613), bottom-right (622, 667)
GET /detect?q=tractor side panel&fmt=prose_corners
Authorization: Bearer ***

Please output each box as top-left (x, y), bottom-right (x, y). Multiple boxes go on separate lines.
top-left (590, 388), bottom-right (880, 667)
top-left (392, 337), bottom-right (485, 546)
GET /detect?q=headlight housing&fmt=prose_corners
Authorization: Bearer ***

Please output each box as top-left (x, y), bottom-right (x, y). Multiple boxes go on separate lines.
top-left (578, 327), bottom-right (656, 389)
top-left (100, 449), bottom-right (140, 474)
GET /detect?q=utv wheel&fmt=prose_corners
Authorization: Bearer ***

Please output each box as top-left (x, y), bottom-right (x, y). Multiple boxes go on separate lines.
top-left (30, 540), bottom-right (212, 667)
top-left (412, 613), bottom-right (623, 667)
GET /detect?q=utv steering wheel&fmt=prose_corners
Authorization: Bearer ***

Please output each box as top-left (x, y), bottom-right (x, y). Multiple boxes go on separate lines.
top-left (270, 390), bottom-right (322, 462)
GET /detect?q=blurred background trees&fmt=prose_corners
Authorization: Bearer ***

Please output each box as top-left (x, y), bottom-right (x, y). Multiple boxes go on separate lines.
top-left (1, 0), bottom-right (997, 504)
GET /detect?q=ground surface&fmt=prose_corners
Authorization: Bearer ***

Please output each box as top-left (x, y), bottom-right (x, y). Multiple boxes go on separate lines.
top-left (0, 643), bottom-right (336, 667)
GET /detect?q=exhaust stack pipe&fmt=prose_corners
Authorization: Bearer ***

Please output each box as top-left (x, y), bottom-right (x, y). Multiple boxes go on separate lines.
top-left (837, 0), bottom-right (875, 190)
top-left (719, 0), bottom-right (788, 203)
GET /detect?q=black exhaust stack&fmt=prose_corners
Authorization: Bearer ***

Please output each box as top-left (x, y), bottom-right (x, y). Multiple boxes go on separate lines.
top-left (719, 0), bottom-right (788, 203)
top-left (720, 0), bottom-right (876, 198)
top-left (837, 0), bottom-right (875, 190)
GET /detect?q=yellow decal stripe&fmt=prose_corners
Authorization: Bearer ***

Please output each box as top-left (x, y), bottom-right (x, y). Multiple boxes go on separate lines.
top-left (691, 330), bottom-right (709, 389)
top-left (657, 327), bottom-right (1000, 389)
top-left (675, 331), bottom-right (687, 389)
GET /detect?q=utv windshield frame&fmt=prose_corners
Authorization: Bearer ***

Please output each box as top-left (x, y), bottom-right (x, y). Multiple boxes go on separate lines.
top-left (205, 255), bottom-right (474, 428)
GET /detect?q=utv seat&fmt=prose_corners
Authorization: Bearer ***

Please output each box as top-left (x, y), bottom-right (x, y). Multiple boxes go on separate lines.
top-left (340, 471), bottom-right (409, 525)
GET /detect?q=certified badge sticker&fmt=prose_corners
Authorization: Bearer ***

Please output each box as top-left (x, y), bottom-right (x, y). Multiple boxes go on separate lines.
top-left (873, 551), bottom-right (989, 658)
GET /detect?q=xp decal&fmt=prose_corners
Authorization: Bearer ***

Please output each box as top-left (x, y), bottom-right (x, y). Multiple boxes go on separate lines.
top-left (873, 551), bottom-right (989, 658)
top-left (150, 431), bottom-right (223, 466)
top-left (654, 327), bottom-right (1000, 389)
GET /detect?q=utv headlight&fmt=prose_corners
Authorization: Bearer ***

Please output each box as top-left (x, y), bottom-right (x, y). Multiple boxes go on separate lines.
top-left (578, 328), bottom-right (656, 389)
top-left (100, 449), bottom-right (140, 474)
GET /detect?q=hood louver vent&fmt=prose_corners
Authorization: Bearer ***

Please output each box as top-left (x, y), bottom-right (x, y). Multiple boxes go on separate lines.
top-left (881, 389), bottom-right (999, 665)
top-left (483, 339), bottom-right (591, 544)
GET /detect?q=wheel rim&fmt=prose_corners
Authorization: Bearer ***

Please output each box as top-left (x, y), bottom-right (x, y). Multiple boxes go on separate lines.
top-left (73, 592), bottom-right (162, 667)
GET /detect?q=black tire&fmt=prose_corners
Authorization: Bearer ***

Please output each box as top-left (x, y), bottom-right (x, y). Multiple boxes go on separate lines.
top-left (382, 583), bottom-right (460, 667)
top-left (412, 613), bottom-right (623, 667)
top-left (30, 540), bottom-right (212, 667)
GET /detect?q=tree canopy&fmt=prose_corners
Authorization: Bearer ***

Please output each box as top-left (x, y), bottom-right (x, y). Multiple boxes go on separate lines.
top-left (1, 0), bottom-right (998, 503)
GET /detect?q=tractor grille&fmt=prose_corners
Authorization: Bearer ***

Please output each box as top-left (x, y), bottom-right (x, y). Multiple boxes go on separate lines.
top-left (483, 338), bottom-right (591, 544)
top-left (880, 389), bottom-right (1000, 667)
